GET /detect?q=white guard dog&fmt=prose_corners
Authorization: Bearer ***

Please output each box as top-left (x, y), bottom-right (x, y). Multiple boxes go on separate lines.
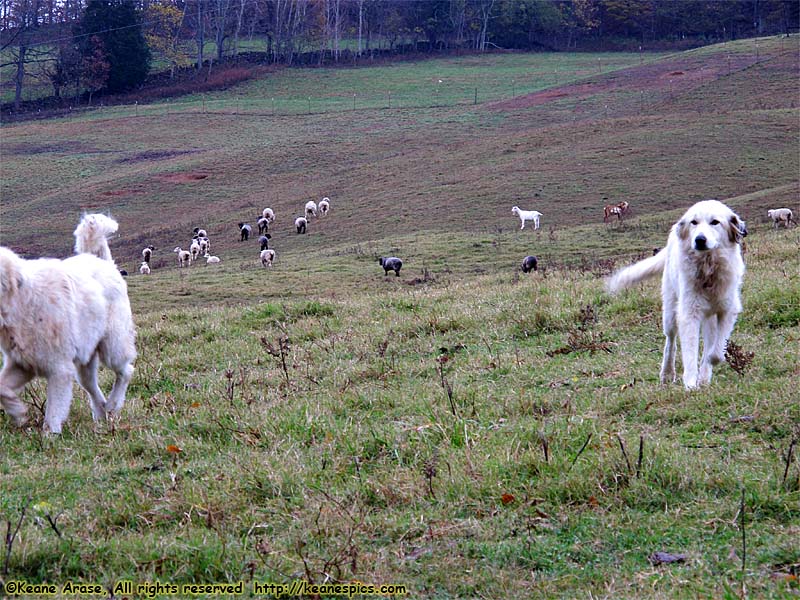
top-left (0, 214), bottom-right (136, 433)
top-left (606, 200), bottom-right (746, 390)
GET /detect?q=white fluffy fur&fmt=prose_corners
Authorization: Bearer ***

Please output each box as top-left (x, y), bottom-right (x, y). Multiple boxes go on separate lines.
top-left (767, 208), bottom-right (794, 228)
top-left (173, 247), bottom-right (191, 267)
top-left (511, 206), bottom-right (542, 230)
top-left (262, 208), bottom-right (275, 223)
top-left (0, 215), bottom-right (136, 434)
top-left (305, 200), bottom-right (318, 219)
top-left (607, 200), bottom-right (745, 390)
top-left (205, 253), bottom-right (220, 264)
top-left (319, 198), bottom-right (330, 215)
top-left (260, 249), bottom-right (276, 267)
top-left (139, 262), bottom-right (151, 275)
top-left (73, 213), bottom-right (118, 261)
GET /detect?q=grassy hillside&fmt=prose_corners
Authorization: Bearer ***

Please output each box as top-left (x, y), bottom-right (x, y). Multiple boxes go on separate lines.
top-left (1, 36), bottom-right (799, 598)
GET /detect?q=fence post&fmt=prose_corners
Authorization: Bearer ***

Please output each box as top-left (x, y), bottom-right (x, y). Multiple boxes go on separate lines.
top-left (474, 87), bottom-right (478, 105)
top-left (353, 92), bottom-right (356, 111)
top-left (388, 91), bottom-right (391, 109)
top-left (308, 96), bottom-right (311, 114)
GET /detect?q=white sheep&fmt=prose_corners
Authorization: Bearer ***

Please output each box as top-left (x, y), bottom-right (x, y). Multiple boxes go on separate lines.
top-left (319, 197), bottom-right (331, 216)
top-left (139, 261), bottom-right (151, 275)
top-left (193, 227), bottom-right (208, 238)
top-left (173, 246), bottom-right (191, 267)
top-left (295, 216), bottom-right (307, 234)
top-left (767, 208), bottom-right (794, 228)
top-left (205, 253), bottom-right (221, 264)
top-left (262, 208), bottom-right (275, 223)
top-left (305, 200), bottom-right (318, 219)
top-left (198, 237), bottom-right (209, 255)
top-left (189, 239), bottom-right (202, 261)
top-left (257, 216), bottom-right (269, 235)
top-left (260, 248), bottom-right (276, 267)
top-left (511, 206), bottom-right (543, 230)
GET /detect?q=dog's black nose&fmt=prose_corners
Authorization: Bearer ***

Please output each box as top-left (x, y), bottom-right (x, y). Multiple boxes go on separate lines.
top-left (694, 234), bottom-right (707, 250)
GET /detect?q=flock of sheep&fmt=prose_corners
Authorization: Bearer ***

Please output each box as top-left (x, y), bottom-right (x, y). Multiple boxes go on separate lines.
top-left (136, 197), bottom-right (336, 275)
top-left (135, 199), bottom-right (793, 281)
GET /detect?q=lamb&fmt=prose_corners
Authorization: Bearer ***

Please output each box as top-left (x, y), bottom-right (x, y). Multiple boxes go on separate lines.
top-left (139, 262), bottom-right (151, 275)
top-left (198, 237), bottom-right (209, 255)
top-left (262, 208), bottom-right (275, 223)
top-left (379, 256), bottom-right (402, 277)
top-left (258, 216), bottom-right (270, 235)
top-left (260, 249), bottom-right (276, 267)
top-left (238, 222), bottom-right (252, 241)
top-left (141, 245), bottom-right (155, 264)
top-left (189, 239), bottom-right (202, 261)
top-left (305, 200), bottom-right (318, 219)
top-left (193, 227), bottom-right (208, 238)
top-left (511, 206), bottom-right (543, 230)
top-left (319, 197), bottom-right (331, 216)
top-left (259, 234), bottom-right (272, 251)
top-left (295, 216), bottom-right (307, 234)
top-left (73, 213), bottom-right (118, 261)
top-left (173, 247), bottom-right (191, 268)
top-left (205, 253), bottom-right (220, 264)
top-left (767, 208), bottom-right (794, 228)
top-left (520, 255), bottom-right (538, 273)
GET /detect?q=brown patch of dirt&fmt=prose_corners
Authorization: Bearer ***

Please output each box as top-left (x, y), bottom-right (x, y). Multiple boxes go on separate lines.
top-left (489, 52), bottom-right (759, 111)
top-left (158, 172), bottom-right (209, 183)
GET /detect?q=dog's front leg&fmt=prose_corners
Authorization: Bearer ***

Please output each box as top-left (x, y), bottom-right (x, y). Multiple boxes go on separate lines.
top-left (698, 316), bottom-right (719, 386)
top-left (678, 315), bottom-right (701, 390)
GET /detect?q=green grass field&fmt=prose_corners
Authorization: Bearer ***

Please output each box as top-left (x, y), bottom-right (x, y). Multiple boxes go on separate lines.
top-left (1, 36), bottom-right (799, 598)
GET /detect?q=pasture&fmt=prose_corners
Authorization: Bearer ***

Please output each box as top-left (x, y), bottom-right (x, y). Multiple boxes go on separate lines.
top-left (1, 36), bottom-right (799, 598)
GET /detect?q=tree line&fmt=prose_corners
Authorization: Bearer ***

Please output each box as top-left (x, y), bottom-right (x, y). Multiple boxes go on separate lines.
top-left (2, 0), bottom-right (798, 110)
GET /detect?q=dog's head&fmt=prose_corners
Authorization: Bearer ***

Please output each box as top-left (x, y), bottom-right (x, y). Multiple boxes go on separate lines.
top-left (0, 248), bottom-right (25, 315)
top-left (675, 200), bottom-right (744, 251)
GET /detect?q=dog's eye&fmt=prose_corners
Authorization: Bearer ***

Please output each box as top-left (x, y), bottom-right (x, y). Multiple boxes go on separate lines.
top-left (690, 220), bottom-right (698, 225)
top-left (710, 219), bottom-right (720, 226)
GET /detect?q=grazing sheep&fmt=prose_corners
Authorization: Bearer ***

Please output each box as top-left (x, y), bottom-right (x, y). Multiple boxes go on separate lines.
top-left (295, 216), bottom-right (307, 234)
top-left (521, 255), bottom-right (538, 273)
top-left (139, 262), bottom-right (151, 275)
top-left (305, 200), bottom-right (318, 219)
top-left (173, 247), bottom-right (191, 268)
top-left (259, 234), bottom-right (272, 251)
top-left (260, 249), bottom-right (276, 267)
top-left (319, 197), bottom-right (331, 216)
top-left (262, 208), bottom-right (275, 223)
top-left (379, 256), bottom-right (403, 277)
top-left (204, 253), bottom-right (220, 264)
top-left (189, 239), bottom-right (202, 261)
top-left (238, 222), bottom-right (252, 241)
top-left (193, 227), bottom-right (208, 238)
top-left (603, 201), bottom-right (630, 223)
top-left (257, 216), bottom-right (269, 235)
top-left (142, 245), bottom-right (155, 264)
top-left (511, 206), bottom-right (543, 230)
top-left (767, 208), bottom-right (794, 228)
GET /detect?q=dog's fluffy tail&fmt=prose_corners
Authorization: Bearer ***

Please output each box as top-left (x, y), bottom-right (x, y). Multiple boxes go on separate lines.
top-left (606, 248), bottom-right (667, 294)
top-left (74, 213), bottom-right (118, 262)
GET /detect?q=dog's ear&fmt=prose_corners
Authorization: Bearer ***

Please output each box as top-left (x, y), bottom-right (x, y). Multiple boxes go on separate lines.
top-left (676, 219), bottom-right (690, 241)
top-left (727, 214), bottom-right (744, 244)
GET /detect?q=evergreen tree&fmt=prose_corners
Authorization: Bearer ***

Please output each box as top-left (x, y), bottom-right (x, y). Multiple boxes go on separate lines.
top-left (76, 0), bottom-right (151, 93)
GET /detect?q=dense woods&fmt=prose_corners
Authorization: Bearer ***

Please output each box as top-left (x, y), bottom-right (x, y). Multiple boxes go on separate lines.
top-left (2, 0), bottom-right (798, 109)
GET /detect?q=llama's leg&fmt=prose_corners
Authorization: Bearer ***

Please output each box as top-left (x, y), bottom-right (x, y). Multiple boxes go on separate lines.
top-left (0, 362), bottom-right (34, 426)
